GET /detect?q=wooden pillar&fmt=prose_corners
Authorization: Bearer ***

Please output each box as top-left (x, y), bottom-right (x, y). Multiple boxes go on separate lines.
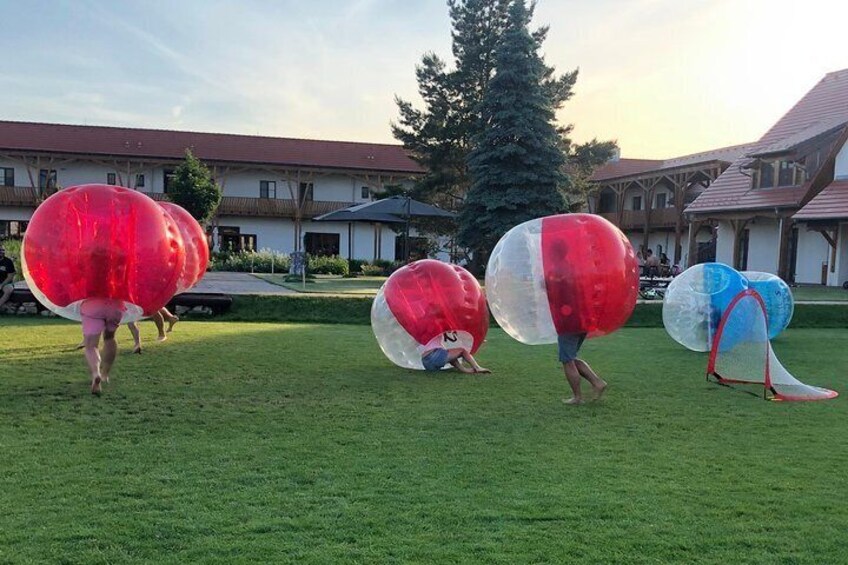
top-left (729, 219), bottom-right (750, 271)
top-left (820, 229), bottom-right (838, 274)
top-left (776, 217), bottom-right (794, 281)
top-left (687, 219), bottom-right (703, 268)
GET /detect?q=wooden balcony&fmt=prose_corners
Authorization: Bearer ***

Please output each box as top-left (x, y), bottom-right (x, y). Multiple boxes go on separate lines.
top-left (0, 186), bottom-right (39, 207)
top-left (597, 207), bottom-right (682, 231)
top-left (143, 192), bottom-right (352, 219)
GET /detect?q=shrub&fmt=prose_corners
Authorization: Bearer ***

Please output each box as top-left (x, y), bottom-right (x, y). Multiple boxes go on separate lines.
top-left (348, 259), bottom-right (366, 275)
top-left (307, 255), bottom-right (349, 276)
top-left (209, 249), bottom-right (290, 273)
top-left (360, 264), bottom-right (384, 276)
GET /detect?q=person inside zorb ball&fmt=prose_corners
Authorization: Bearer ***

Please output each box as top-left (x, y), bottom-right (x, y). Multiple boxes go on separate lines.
top-left (486, 213), bottom-right (639, 404)
top-left (371, 259), bottom-right (490, 373)
top-left (662, 263), bottom-right (748, 352)
top-left (22, 184), bottom-right (186, 394)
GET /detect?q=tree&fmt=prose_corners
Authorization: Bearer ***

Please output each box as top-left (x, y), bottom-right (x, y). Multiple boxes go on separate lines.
top-left (562, 139), bottom-right (619, 211)
top-left (458, 0), bottom-right (567, 263)
top-left (392, 0), bottom-right (576, 208)
top-left (166, 150), bottom-right (222, 224)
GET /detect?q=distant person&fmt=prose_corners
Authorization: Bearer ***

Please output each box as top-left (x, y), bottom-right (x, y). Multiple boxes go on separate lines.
top-left (419, 331), bottom-right (490, 374)
top-left (559, 332), bottom-right (607, 405)
top-left (636, 250), bottom-right (645, 277)
top-left (79, 298), bottom-right (125, 395)
top-left (0, 245), bottom-right (15, 309)
top-left (645, 249), bottom-right (660, 279)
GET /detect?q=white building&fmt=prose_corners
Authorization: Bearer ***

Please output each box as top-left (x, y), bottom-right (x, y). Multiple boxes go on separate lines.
top-left (687, 69), bottom-right (848, 286)
top-left (0, 121), bottom-right (424, 260)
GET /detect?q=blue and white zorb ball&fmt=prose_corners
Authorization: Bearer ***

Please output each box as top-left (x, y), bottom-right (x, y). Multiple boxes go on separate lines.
top-left (741, 271), bottom-right (794, 339)
top-left (662, 263), bottom-right (748, 352)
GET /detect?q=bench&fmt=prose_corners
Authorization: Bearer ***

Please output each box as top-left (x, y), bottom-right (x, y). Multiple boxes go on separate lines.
top-left (1, 288), bottom-right (233, 315)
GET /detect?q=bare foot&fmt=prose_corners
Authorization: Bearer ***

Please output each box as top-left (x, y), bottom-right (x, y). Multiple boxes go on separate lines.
top-left (157, 335), bottom-right (168, 342)
top-left (474, 367), bottom-right (491, 374)
top-left (167, 316), bottom-right (179, 332)
top-left (592, 382), bottom-right (608, 400)
top-left (562, 397), bottom-right (584, 406)
top-left (132, 345), bottom-right (142, 354)
top-left (90, 376), bottom-right (102, 395)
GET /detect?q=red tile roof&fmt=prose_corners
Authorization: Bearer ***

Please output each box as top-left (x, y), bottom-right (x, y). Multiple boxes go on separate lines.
top-left (0, 121), bottom-right (424, 174)
top-left (793, 179), bottom-right (848, 220)
top-left (687, 69), bottom-right (848, 214)
top-left (590, 158), bottom-right (662, 181)
top-left (590, 143), bottom-right (752, 182)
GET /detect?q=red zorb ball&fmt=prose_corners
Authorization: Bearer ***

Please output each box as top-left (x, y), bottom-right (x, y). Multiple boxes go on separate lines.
top-left (485, 213), bottom-right (639, 344)
top-left (158, 202), bottom-right (209, 292)
top-left (371, 259), bottom-right (489, 369)
top-left (22, 184), bottom-right (186, 323)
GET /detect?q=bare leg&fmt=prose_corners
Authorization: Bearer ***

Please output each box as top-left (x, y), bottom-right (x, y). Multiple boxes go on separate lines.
top-left (83, 333), bottom-right (103, 395)
top-left (100, 329), bottom-right (117, 383)
top-left (152, 311), bottom-right (167, 341)
top-left (446, 348), bottom-right (489, 374)
top-left (563, 361), bottom-right (584, 405)
top-left (127, 322), bottom-right (142, 354)
top-left (0, 285), bottom-right (12, 308)
top-left (160, 307), bottom-right (179, 332)
top-left (575, 359), bottom-right (607, 399)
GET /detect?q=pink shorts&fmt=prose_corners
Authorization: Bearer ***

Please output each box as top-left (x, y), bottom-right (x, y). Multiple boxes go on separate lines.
top-left (80, 298), bottom-right (125, 336)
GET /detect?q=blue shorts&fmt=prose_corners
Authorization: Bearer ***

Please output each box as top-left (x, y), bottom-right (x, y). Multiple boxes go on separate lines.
top-left (558, 333), bottom-right (586, 363)
top-left (422, 348), bottom-right (449, 371)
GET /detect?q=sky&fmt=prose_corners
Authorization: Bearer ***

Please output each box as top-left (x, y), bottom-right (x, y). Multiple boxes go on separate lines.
top-left (2, 0), bottom-right (848, 159)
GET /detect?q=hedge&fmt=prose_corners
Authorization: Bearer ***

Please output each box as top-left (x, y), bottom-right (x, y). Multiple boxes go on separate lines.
top-left (219, 296), bottom-right (848, 328)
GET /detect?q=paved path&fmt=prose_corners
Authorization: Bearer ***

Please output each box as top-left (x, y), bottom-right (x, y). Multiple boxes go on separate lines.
top-left (191, 272), bottom-right (295, 295)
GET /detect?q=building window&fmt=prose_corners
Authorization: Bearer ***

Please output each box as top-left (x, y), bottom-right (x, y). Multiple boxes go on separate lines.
top-left (215, 226), bottom-right (256, 253)
top-left (361, 186), bottom-right (370, 199)
top-left (758, 161), bottom-right (775, 188)
top-left (598, 191), bottom-right (616, 213)
top-left (38, 169), bottom-right (57, 192)
top-left (0, 220), bottom-right (28, 238)
top-left (655, 192), bottom-right (667, 209)
top-left (304, 232), bottom-right (340, 256)
top-left (163, 169), bottom-right (176, 193)
top-left (298, 182), bottom-right (314, 204)
top-left (135, 174), bottom-right (145, 189)
top-left (778, 161), bottom-right (795, 187)
top-left (260, 180), bottom-right (277, 199)
top-left (631, 195), bottom-right (642, 211)
top-left (107, 173), bottom-right (117, 185)
top-left (1, 167), bottom-right (14, 187)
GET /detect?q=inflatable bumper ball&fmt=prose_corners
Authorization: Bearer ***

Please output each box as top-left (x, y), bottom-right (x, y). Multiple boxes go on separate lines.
top-left (662, 263), bottom-right (748, 352)
top-left (741, 271), bottom-right (794, 339)
top-left (485, 213), bottom-right (639, 345)
top-left (371, 259), bottom-right (488, 370)
top-left (159, 202), bottom-right (210, 293)
top-left (22, 184), bottom-right (186, 323)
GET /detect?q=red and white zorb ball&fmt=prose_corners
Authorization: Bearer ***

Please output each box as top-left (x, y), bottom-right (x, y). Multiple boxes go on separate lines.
top-left (158, 201), bottom-right (210, 293)
top-left (371, 259), bottom-right (489, 370)
top-left (22, 184), bottom-right (186, 323)
top-left (485, 214), bottom-right (639, 345)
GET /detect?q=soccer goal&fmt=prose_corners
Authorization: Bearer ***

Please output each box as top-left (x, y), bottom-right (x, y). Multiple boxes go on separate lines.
top-left (706, 289), bottom-right (838, 401)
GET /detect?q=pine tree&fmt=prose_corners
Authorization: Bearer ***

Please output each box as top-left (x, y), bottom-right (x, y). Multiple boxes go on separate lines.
top-left (458, 0), bottom-right (567, 262)
top-left (167, 150), bottom-right (222, 224)
top-left (392, 0), bottom-right (576, 207)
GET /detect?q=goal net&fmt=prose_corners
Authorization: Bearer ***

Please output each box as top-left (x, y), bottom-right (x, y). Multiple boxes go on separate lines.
top-left (707, 289), bottom-right (837, 401)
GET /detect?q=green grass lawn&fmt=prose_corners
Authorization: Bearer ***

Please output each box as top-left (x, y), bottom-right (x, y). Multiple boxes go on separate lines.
top-left (256, 274), bottom-right (388, 295)
top-left (1, 319), bottom-right (846, 563)
top-left (792, 285), bottom-right (848, 301)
